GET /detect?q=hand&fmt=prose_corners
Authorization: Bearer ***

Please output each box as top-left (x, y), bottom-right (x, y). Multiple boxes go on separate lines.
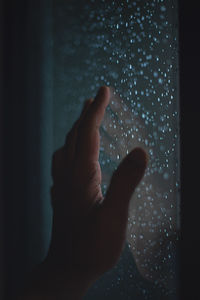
top-left (21, 86), bottom-right (148, 299)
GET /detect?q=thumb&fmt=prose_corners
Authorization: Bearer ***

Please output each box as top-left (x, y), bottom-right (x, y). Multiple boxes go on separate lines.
top-left (102, 147), bottom-right (148, 216)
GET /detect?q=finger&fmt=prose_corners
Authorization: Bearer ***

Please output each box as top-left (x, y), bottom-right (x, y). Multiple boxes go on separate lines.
top-left (75, 86), bottom-right (110, 164)
top-left (51, 99), bottom-right (93, 208)
top-left (68, 98), bottom-right (93, 139)
top-left (64, 98), bottom-right (93, 162)
top-left (101, 147), bottom-right (148, 225)
top-left (51, 99), bottom-right (93, 182)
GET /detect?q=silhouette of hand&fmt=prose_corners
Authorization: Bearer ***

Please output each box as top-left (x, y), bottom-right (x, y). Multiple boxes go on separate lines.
top-left (22, 86), bottom-right (147, 299)
top-left (47, 86), bottom-right (147, 283)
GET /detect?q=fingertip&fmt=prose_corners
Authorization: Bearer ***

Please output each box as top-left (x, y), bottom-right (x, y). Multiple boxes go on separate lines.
top-left (98, 85), bottom-right (110, 94)
top-left (82, 98), bottom-right (93, 110)
top-left (128, 147), bottom-right (149, 170)
top-left (95, 86), bottom-right (110, 105)
top-left (114, 147), bottom-right (148, 189)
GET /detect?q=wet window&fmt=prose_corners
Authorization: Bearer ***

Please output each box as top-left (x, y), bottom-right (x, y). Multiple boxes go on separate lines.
top-left (52, 0), bottom-right (179, 299)
top-left (1, 0), bottom-right (180, 299)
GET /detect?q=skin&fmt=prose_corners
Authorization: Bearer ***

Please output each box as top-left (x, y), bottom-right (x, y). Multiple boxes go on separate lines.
top-left (20, 86), bottom-right (148, 300)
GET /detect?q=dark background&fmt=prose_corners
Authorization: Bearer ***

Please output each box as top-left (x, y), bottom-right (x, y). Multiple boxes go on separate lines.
top-left (178, 1), bottom-right (200, 299)
top-left (1, 0), bottom-right (199, 299)
top-left (1, 1), bottom-right (50, 298)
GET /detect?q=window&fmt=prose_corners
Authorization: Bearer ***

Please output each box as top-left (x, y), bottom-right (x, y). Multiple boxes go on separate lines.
top-left (52, 0), bottom-right (179, 299)
top-left (1, 0), bottom-right (179, 299)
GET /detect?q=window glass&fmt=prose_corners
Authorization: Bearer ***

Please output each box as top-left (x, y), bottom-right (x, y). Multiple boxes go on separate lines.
top-left (53, 0), bottom-right (179, 299)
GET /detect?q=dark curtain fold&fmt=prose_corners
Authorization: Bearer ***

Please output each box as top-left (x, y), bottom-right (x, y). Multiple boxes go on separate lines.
top-left (1, 1), bottom-right (53, 299)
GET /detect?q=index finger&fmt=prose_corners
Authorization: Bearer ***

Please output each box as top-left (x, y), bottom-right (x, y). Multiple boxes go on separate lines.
top-left (84, 86), bottom-right (110, 129)
top-left (75, 86), bottom-right (110, 163)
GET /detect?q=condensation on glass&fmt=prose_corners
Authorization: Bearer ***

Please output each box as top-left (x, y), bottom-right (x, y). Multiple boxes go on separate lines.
top-left (53, 0), bottom-right (179, 299)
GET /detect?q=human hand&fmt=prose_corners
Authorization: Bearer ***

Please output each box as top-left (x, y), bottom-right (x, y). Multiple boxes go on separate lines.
top-left (21, 86), bottom-right (148, 299)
